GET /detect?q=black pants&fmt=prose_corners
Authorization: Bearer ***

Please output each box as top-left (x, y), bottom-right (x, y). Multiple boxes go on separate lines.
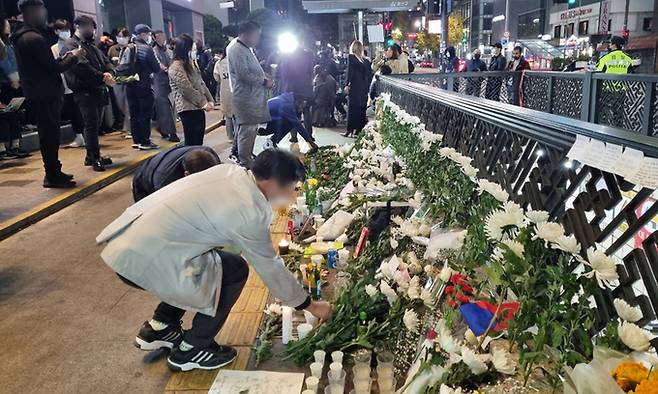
top-left (62, 94), bottom-right (84, 134)
top-left (119, 251), bottom-right (249, 348)
top-left (32, 96), bottom-right (64, 178)
top-left (73, 92), bottom-right (103, 159)
top-left (0, 112), bottom-right (21, 143)
top-left (109, 87), bottom-right (124, 129)
top-left (126, 85), bottom-right (154, 145)
top-left (179, 109), bottom-right (206, 146)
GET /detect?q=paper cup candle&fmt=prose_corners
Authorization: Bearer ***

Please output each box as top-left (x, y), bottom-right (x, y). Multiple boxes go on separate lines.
top-left (278, 238), bottom-right (289, 255)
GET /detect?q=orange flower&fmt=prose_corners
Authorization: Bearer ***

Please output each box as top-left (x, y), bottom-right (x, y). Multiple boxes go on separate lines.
top-left (634, 379), bottom-right (658, 394)
top-left (612, 362), bottom-right (649, 392)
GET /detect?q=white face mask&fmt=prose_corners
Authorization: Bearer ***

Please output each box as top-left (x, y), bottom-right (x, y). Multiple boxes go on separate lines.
top-left (146, 35), bottom-right (153, 45)
top-left (57, 31), bottom-right (71, 41)
top-left (117, 36), bottom-right (129, 46)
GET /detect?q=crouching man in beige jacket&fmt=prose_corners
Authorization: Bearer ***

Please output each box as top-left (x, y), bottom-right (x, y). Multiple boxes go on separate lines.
top-left (96, 149), bottom-right (332, 372)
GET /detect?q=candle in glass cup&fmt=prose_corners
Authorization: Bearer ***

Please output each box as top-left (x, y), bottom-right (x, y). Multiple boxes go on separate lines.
top-left (310, 361), bottom-right (323, 378)
top-left (278, 238), bottom-right (289, 255)
top-left (378, 376), bottom-right (394, 391)
top-left (331, 350), bottom-right (344, 363)
top-left (305, 376), bottom-right (319, 392)
top-left (353, 378), bottom-right (370, 393)
top-left (329, 362), bottom-right (342, 374)
top-left (377, 363), bottom-right (394, 378)
top-left (313, 349), bottom-right (326, 364)
top-left (352, 364), bottom-right (370, 380)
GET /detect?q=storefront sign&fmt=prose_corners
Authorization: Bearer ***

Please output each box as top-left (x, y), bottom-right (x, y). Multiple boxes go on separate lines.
top-left (560, 7), bottom-right (594, 21)
top-left (599, 1), bottom-right (610, 33)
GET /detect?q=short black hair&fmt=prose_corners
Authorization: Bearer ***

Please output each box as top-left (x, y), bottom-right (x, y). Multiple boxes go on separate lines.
top-left (513, 45), bottom-right (523, 53)
top-left (17, 0), bottom-right (43, 13)
top-left (380, 64), bottom-right (392, 75)
top-left (54, 19), bottom-right (70, 31)
top-left (153, 30), bottom-right (165, 36)
top-left (239, 21), bottom-right (261, 35)
top-left (182, 149), bottom-right (220, 174)
top-left (116, 27), bottom-right (129, 37)
top-left (252, 149), bottom-right (306, 185)
top-left (74, 15), bottom-right (97, 29)
top-left (493, 42), bottom-right (502, 49)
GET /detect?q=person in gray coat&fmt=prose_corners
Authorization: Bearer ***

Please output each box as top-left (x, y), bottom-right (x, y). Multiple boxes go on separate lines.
top-left (226, 21), bottom-right (272, 168)
top-left (152, 30), bottom-right (179, 142)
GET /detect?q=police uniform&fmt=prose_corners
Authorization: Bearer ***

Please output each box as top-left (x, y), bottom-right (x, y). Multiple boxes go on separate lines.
top-left (596, 48), bottom-right (633, 128)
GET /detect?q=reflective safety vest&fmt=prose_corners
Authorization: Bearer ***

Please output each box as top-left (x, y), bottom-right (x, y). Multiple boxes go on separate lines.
top-left (597, 49), bottom-right (633, 91)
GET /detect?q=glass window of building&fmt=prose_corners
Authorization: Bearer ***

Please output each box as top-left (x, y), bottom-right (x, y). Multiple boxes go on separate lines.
top-left (643, 18), bottom-right (653, 32)
top-left (483, 17), bottom-right (492, 31)
top-left (566, 23), bottom-right (574, 36)
top-left (483, 2), bottom-right (494, 15)
top-left (517, 10), bottom-right (542, 39)
top-left (554, 25), bottom-right (562, 39)
top-left (578, 20), bottom-right (588, 36)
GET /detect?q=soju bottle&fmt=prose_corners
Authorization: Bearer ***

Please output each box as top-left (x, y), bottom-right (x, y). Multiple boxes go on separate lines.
top-left (307, 264), bottom-right (316, 294)
top-left (314, 262), bottom-right (322, 299)
top-left (356, 311), bottom-right (368, 337)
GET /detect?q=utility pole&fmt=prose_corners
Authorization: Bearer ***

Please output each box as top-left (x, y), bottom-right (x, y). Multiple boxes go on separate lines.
top-left (504, 0), bottom-right (509, 38)
top-left (623, 0), bottom-right (630, 32)
top-left (441, 0), bottom-right (448, 51)
top-left (654, 0), bottom-right (658, 33)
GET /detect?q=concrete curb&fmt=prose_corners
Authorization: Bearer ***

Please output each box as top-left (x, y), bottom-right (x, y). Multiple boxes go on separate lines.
top-left (0, 120), bottom-right (223, 242)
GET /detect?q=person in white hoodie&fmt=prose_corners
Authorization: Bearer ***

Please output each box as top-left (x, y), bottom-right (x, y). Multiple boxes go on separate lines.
top-left (51, 19), bottom-right (84, 148)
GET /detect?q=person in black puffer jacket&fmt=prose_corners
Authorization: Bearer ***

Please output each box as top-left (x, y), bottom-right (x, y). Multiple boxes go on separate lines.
top-left (11, 0), bottom-right (81, 188)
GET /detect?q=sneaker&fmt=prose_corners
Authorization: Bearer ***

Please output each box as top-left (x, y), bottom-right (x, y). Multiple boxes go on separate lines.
top-left (228, 154), bottom-right (239, 164)
top-left (124, 133), bottom-right (133, 140)
top-left (84, 156), bottom-right (113, 166)
top-left (139, 142), bottom-right (160, 150)
top-left (0, 151), bottom-right (8, 160)
top-left (131, 143), bottom-right (139, 149)
top-left (167, 342), bottom-right (237, 372)
top-left (262, 138), bottom-right (276, 150)
top-left (134, 321), bottom-right (183, 351)
top-left (168, 134), bottom-right (180, 143)
top-left (7, 148), bottom-right (31, 158)
top-left (68, 134), bottom-right (85, 148)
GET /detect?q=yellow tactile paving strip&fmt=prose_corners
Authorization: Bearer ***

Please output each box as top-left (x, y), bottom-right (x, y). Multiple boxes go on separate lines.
top-left (164, 213), bottom-right (288, 392)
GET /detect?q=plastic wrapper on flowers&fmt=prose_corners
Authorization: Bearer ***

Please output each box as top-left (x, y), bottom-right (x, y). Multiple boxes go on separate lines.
top-left (564, 346), bottom-right (658, 394)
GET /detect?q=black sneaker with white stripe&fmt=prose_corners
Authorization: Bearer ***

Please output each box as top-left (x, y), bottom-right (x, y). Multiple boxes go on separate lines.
top-left (167, 342), bottom-right (237, 372)
top-left (134, 321), bottom-right (183, 351)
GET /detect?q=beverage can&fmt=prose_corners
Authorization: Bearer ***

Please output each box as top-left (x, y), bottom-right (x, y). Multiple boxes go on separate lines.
top-left (327, 247), bottom-right (337, 269)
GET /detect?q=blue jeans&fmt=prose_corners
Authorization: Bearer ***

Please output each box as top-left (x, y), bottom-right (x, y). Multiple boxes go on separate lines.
top-left (126, 85), bottom-right (154, 144)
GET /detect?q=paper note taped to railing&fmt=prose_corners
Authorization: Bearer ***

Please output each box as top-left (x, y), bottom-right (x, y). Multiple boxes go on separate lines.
top-left (566, 135), bottom-right (658, 189)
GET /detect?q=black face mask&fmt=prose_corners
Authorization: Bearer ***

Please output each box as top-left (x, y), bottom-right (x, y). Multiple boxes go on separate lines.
top-left (82, 31), bottom-right (94, 41)
top-left (473, 54), bottom-right (481, 60)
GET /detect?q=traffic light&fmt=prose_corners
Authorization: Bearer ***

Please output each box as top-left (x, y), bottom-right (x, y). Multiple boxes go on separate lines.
top-left (623, 28), bottom-right (630, 41)
top-left (386, 36), bottom-right (395, 47)
top-left (568, 0), bottom-right (576, 4)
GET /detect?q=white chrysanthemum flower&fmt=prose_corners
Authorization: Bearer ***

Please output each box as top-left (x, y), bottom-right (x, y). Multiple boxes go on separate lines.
top-left (525, 209), bottom-right (549, 225)
top-left (477, 179), bottom-right (509, 203)
top-left (552, 234), bottom-right (581, 255)
top-left (613, 299), bottom-right (642, 322)
top-left (403, 308), bottom-right (419, 332)
top-left (501, 239), bottom-right (525, 259)
top-left (533, 222), bottom-right (565, 245)
top-left (484, 201), bottom-right (524, 241)
top-left (460, 346), bottom-right (489, 375)
top-left (392, 216), bottom-right (405, 226)
top-left (380, 280), bottom-right (398, 305)
top-left (390, 237), bottom-right (399, 249)
top-left (365, 284), bottom-right (379, 299)
top-left (439, 147), bottom-right (457, 158)
top-left (618, 321), bottom-right (654, 351)
top-left (439, 384), bottom-right (463, 394)
top-left (424, 264), bottom-right (435, 275)
top-left (438, 333), bottom-right (461, 354)
top-left (420, 288), bottom-right (434, 307)
top-left (582, 247), bottom-right (619, 289)
top-left (409, 190), bottom-right (424, 209)
top-left (491, 346), bottom-right (516, 375)
top-left (263, 303), bottom-right (282, 315)
top-left (407, 276), bottom-right (421, 300)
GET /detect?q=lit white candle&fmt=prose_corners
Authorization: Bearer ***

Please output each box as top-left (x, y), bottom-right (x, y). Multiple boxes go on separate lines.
top-left (278, 238), bottom-right (290, 255)
top-left (282, 306), bottom-right (293, 344)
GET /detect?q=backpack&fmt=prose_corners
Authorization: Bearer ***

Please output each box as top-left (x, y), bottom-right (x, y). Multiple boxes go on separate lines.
top-left (116, 44), bottom-right (139, 78)
top-left (407, 59), bottom-right (415, 73)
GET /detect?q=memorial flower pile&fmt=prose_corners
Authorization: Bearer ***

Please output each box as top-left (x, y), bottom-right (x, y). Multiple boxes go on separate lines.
top-left (274, 93), bottom-right (655, 393)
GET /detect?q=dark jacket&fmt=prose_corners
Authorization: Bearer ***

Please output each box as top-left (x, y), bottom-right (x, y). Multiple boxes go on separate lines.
top-left (506, 57), bottom-right (531, 71)
top-left (131, 36), bottom-right (160, 90)
top-left (132, 145), bottom-right (220, 202)
top-left (10, 25), bottom-right (79, 100)
top-left (279, 48), bottom-right (315, 99)
top-left (267, 92), bottom-right (308, 137)
top-left (152, 43), bottom-right (172, 89)
top-left (489, 54), bottom-right (507, 71)
top-left (0, 42), bottom-right (19, 84)
top-left (346, 54), bottom-right (371, 107)
top-left (61, 34), bottom-right (114, 95)
top-left (466, 58), bottom-right (487, 72)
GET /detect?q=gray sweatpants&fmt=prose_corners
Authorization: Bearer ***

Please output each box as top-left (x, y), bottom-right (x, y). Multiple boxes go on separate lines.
top-left (236, 123), bottom-right (259, 168)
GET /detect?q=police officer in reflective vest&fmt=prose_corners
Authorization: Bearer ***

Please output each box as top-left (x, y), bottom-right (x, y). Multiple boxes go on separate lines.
top-left (596, 36), bottom-right (633, 128)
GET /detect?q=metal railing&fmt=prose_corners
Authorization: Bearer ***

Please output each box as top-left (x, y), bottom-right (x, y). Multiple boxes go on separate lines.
top-left (377, 75), bottom-right (658, 334)
top-left (392, 71), bottom-right (658, 136)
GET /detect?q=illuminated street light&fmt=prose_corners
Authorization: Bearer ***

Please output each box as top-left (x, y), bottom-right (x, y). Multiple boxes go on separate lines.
top-left (492, 15), bottom-right (505, 23)
top-left (278, 32), bottom-right (298, 53)
top-left (414, 20), bottom-right (421, 28)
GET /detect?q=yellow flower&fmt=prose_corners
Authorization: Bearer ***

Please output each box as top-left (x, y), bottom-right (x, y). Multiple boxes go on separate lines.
top-left (612, 362), bottom-right (658, 392)
top-left (307, 178), bottom-right (319, 188)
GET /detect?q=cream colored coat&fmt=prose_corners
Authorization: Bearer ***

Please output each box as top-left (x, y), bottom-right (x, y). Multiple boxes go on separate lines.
top-left (96, 164), bottom-right (308, 316)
